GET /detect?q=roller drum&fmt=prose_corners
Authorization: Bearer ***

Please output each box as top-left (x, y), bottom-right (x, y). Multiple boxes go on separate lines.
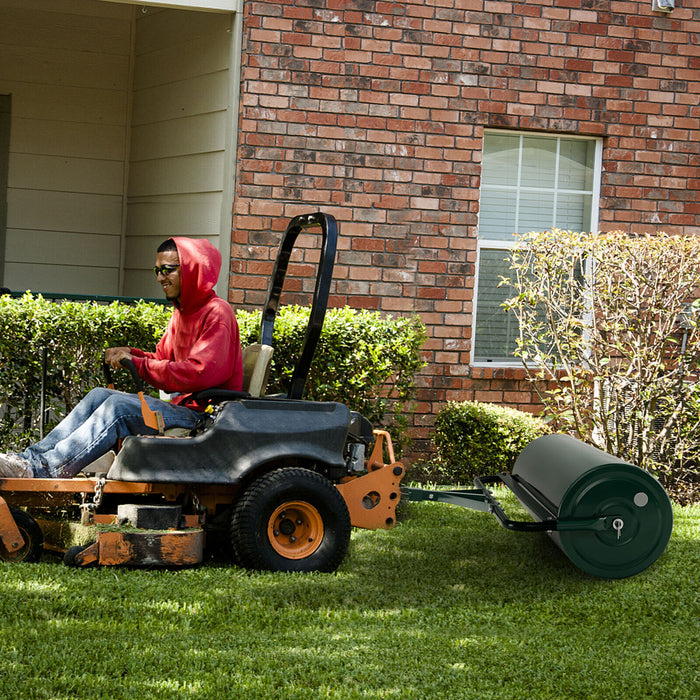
top-left (512, 434), bottom-right (673, 579)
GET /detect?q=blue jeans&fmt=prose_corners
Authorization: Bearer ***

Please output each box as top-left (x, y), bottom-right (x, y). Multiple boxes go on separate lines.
top-left (21, 388), bottom-right (200, 478)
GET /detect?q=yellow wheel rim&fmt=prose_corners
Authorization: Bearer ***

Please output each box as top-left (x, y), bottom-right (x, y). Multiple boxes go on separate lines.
top-left (267, 501), bottom-right (324, 560)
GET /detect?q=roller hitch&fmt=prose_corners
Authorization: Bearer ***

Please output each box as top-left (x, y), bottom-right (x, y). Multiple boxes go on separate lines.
top-left (402, 477), bottom-right (620, 534)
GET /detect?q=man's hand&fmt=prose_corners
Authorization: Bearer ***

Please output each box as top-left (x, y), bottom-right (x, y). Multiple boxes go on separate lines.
top-left (104, 347), bottom-right (133, 370)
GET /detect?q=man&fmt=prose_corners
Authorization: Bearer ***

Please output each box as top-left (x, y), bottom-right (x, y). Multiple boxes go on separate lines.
top-left (0, 237), bottom-right (243, 478)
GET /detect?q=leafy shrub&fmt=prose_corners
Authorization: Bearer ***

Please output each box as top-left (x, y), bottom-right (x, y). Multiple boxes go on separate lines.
top-left (432, 401), bottom-right (549, 484)
top-left (0, 294), bottom-right (170, 447)
top-left (0, 295), bottom-right (425, 453)
top-left (503, 230), bottom-right (700, 502)
top-left (657, 383), bottom-right (700, 505)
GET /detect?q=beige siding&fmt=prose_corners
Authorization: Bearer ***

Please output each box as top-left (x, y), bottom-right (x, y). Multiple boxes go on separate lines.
top-left (125, 194), bottom-right (222, 243)
top-left (129, 111), bottom-right (226, 160)
top-left (0, 0), bottom-right (133, 295)
top-left (0, 0), bottom-right (236, 298)
top-left (10, 154), bottom-right (124, 195)
top-left (123, 7), bottom-right (233, 298)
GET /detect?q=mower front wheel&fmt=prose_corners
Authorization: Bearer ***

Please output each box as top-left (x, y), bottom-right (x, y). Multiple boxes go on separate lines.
top-left (231, 468), bottom-right (351, 573)
top-left (64, 545), bottom-right (92, 567)
top-left (0, 509), bottom-right (43, 563)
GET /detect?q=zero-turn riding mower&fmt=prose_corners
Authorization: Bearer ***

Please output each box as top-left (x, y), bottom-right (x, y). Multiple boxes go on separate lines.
top-left (0, 212), bottom-right (404, 573)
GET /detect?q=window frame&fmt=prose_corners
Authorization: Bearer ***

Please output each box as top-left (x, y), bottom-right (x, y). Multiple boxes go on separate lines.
top-left (471, 129), bottom-right (603, 367)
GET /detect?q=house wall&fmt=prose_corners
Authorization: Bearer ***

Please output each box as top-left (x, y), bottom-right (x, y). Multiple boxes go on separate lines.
top-left (0, 0), bottom-right (237, 298)
top-left (0, 95), bottom-right (10, 276)
top-left (0, 0), bottom-right (133, 294)
top-left (230, 0), bottom-right (700, 462)
top-left (123, 6), bottom-right (235, 297)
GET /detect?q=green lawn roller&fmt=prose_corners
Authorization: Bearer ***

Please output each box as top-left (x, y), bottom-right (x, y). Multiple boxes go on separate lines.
top-left (403, 433), bottom-right (673, 579)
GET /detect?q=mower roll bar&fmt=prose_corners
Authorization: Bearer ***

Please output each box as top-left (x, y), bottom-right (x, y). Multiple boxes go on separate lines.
top-left (260, 212), bottom-right (338, 400)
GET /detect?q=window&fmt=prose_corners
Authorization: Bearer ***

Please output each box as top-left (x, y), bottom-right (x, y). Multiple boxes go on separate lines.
top-left (473, 131), bottom-right (602, 364)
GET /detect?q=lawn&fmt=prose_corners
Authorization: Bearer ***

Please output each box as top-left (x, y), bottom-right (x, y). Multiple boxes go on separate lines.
top-left (1, 494), bottom-right (698, 699)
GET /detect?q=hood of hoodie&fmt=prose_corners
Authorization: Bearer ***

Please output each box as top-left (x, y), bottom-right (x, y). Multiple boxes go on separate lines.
top-left (170, 237), bottom-right (222, 314)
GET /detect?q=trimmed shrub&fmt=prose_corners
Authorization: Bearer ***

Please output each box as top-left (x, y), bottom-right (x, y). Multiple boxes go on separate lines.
top-left (0, 295), bottom-right (425, 453)
top-left (504, 229), bottom-right (700, 499)
top-left (0, 294), bottom-right (170, 448)
top-left (432, 401), bottom-right (549, 484)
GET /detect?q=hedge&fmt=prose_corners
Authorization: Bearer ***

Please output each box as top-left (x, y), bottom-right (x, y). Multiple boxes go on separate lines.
top-left (432, 401), bottom-right (550, 484)
top-left (237, 305), bottom-right (426, 427)
top-left (0, 294), bottom-right (425, 452)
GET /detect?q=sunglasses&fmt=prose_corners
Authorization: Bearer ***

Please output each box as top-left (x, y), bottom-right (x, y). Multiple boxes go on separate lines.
top-left (153, 264), bottom-right (180, 277)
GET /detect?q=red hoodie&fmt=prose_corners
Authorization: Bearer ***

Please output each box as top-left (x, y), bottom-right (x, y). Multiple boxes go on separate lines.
top-left (130, 237), bottom-right (243, 410)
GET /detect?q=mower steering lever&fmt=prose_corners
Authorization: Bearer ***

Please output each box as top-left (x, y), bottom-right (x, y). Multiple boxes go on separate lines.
top-left (102, 358), bottom-right (163, 434)
top-left (120, 358), bottom-right (144, 391)
top-left (103, 358), bottom-right (144, 392)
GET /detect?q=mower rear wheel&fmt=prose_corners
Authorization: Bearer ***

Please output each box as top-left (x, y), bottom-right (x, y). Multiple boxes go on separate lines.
top-left (0, 509), bottom-right (43, 563)
top-left (231, 468), bottom-right (351, 573)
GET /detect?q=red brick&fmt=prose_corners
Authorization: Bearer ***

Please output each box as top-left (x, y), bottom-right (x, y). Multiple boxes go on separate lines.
top-left (231, 0), bottom-right (700, 465)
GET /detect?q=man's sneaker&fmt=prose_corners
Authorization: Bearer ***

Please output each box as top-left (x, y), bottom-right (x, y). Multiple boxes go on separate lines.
top-left (0, 453), bottom-right (33, 478)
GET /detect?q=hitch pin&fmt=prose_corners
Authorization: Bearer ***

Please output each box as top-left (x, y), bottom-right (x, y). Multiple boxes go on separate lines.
top-left (612, 518), bottom-right (624, 540)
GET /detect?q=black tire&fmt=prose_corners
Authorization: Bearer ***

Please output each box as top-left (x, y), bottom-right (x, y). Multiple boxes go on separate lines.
top-left (0, 509), bottom-right (43, 563)
top-left (63, 544), bottom-right (91, 567)
top-left (231, 468), bottom-right (351, 573)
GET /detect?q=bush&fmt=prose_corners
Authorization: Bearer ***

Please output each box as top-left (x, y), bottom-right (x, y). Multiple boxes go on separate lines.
top-left (0, 294), bottom-right (170, 448)
top-left (0, 295), bottom-right (425, 453)
top-left (432, 401), bottom-right (549, 484)
top-left (657, 383), bottom-right (700, 505)
top-left (503, 230), bottom-right (700, 502)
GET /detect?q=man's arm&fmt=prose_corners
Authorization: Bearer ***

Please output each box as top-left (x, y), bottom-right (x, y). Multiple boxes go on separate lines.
top-left (131, 320), bottom-right (238, 394)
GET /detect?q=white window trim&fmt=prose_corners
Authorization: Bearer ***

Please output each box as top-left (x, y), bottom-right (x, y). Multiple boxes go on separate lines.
top-left (471, 130), bottom-right (603, 368)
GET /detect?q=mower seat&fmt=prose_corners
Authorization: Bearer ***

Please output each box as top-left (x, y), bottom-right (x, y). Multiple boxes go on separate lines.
top-left (193, 343), bottom-right (274, 405)
top-left (241, 343), bottom-right (274, 397)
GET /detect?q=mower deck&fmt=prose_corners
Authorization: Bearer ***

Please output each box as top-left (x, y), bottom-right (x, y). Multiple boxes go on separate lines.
top-left (0, 441), bottom-right (404, 567)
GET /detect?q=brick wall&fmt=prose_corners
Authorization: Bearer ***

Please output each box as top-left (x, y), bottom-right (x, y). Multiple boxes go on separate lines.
top-left (229, 0), bottom-right (700, 462)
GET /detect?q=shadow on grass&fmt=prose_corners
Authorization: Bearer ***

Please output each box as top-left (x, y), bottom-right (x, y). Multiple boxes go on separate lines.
top-left (237, 498), bottom-right (696, 613)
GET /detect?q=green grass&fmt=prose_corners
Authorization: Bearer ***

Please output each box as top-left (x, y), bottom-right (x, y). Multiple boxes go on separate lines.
top-left (1, 495), bottom-right (698, 699)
